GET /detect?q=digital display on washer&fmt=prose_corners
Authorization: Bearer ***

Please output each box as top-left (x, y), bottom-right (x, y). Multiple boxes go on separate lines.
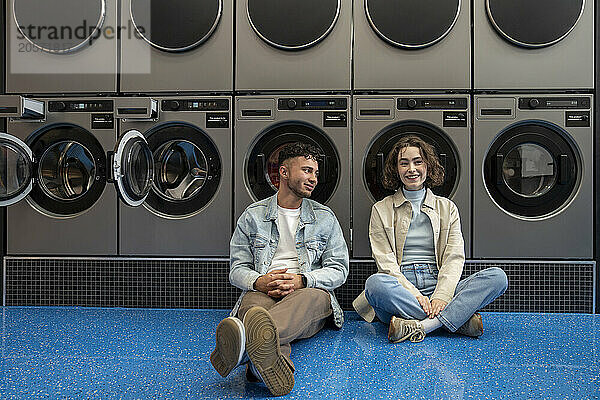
top-left (48, 101), bottom-right (113, 112)
top-left (161, 99), bottom-right (229, 111)
top-left (397, 98), bottom-right (467, 110)
top-left (518, 97), bottom-right (590, 110)
top-left (278, 98), bottom-right (347, 110)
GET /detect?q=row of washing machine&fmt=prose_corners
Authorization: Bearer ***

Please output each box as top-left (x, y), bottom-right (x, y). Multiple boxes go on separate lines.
top-left (3, 0), bottom-right (595, 93)
top-left (0, 93), bottom-right (593, 260)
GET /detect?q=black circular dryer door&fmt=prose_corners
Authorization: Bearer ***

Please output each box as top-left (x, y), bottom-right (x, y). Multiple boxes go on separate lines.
top-left (13, 0), bottom-right (106, 53)
top-left (364, 121), bottom-right (459, 202)
top-left (27, 123), bottom-right (107, 217)
top-left (483, 122), bottom-right (580, 218)
top-left (366, 0), bottom-right (460, 49)
top-left (130, 0), bottom-right (222, 52)
top-left (246, 123), bottom-right (339, 204)
top-left (247, 0), bottom-right (340, 50)
top-left (144, 123), bottom-right (221, 218)
top-left (486, 0), bottom-right (584, 48)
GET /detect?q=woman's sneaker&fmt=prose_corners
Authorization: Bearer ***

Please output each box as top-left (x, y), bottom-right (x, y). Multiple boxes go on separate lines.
top-left (388, 316), bottom-right (426, 343)
top-left (456, 312), bottom-right (483, 337)
top-left (210, 317), bottom-right (246, 377)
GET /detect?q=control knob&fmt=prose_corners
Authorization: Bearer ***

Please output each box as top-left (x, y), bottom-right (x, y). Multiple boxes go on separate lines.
top-left (407, 99), bottom-right (417, 109)
top-left (529, 98), bottom-right (540, 109)
top-left (167, 100), bottom-right (180, 111)
top-left (55, 101), bottom-right (67, 111)
top-left (287, 99), bottom-right (297, 109)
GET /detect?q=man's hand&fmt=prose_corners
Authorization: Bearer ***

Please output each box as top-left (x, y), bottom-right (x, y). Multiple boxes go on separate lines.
top-left (253, 269), bottom-right (305, 298)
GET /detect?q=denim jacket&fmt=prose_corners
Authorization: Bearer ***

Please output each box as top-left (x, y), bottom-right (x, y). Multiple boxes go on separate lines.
top-left (229, 193), bottom-right (349, 328)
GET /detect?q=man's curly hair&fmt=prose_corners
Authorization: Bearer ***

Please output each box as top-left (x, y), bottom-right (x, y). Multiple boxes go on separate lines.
top-left (382, 135), bottom-right (445, 190)
top-left (278, 142), bottom-right (321, 166)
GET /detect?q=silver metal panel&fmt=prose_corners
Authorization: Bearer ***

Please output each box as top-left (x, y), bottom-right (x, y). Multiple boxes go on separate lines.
top-left (5, 0), bottom-right (118, 94)
top-left (353, 0), bottom-right (470, 91)
top-left (234, 95), bottom-right (351, 245)
top-left (474, 1), bottom-right (594, 90)
top-left (235, 0), bottom-right (351, 91)
top-left (6, 98), bottom-right (117, 255)
top-left (352, 95), bottom-right (471, 258)
top-left (120, 0), bottom-right (233, 93)
top-left (119, 96), bottom-right (232, 256)
top-left (473, 94), bottom-right (593, 258)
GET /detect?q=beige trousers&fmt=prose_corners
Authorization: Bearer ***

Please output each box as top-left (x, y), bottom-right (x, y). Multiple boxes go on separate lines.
top-left (237, 288), bottom-right (333, 367)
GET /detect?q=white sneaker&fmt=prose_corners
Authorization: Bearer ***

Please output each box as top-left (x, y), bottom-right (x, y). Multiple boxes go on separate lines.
top-left (210, 317), bottom-right (246, 377)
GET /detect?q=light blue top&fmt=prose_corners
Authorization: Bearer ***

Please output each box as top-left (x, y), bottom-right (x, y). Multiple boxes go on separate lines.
top-left (229, 193), bottom-right (349, 327)
top-left (401, 187), bottom-right (437, 266)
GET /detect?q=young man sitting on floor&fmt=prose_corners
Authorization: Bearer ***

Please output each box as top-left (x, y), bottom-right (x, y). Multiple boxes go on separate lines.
top-left (210, 142), bottom-right (349, 396)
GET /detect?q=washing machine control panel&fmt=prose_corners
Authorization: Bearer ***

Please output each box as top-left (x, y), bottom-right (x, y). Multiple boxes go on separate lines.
top-left (397, 98), bottom-right (467, 110)
top-left (48, 100), bottom-right (113, 112)
top-left (518, 97), bottom-right (590, 110)
top-left (278, 98), bottom-right (347, 110)
top-left (161, 99), bottom-right (229, 112)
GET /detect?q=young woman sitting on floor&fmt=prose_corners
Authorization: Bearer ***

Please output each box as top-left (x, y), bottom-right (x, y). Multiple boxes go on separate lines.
top-left (353, 135), bottom-right (508, 343)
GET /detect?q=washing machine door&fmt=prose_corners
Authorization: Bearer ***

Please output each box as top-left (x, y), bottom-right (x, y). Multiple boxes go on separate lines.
top-left (486, 0), bottom-right (585, 48)
top-left (246, 123), bottom-right (339, 204)
top-left (483, 121), bottom-right (580, 219)
top-left (130, 0), bottom-right (222, 52)
top-left (0, 133), bottom-right (34, 206)
top-left (364, 121), bottom-right (459, 201)
top-left (144, 122), bottom-right (221, 218)
top-left (113, 130), bottom-right (154, 207)
top-left (365, 0), bottom-right (460, 49)
top-left (13, 0), bottom-right (106, 53)
top-left (247, 0), bottom-right (340, 50)
top-left (19, 123), bottom-right (107, 217)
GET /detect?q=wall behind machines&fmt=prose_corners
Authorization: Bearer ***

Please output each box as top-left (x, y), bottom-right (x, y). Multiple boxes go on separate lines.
top-left (1, 1), bottom-right (597, 313)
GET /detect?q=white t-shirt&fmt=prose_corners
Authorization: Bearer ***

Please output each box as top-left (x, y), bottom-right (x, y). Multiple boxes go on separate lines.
top-left (268, 205), bottom-right (301, 274)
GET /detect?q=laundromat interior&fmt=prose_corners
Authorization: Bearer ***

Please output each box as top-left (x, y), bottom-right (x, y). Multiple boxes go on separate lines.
top-left (0, 1), bottom-right (598, 398)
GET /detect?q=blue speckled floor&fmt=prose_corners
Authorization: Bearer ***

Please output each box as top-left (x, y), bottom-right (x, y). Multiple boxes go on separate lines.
top-left (0, 308), bottom-right (598, 399)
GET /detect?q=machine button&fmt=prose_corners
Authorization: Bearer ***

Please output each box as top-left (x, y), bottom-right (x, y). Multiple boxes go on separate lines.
top-left (56, 101), bottom-right (67, 111)
top-left (287, 99), bottom-right (297, 109)
top-left (407, 99), bottom-right (417, 109)
top-left (167, 100), bottom-right (180, 110)
top-left (529, 98), bottom-right (540, 109)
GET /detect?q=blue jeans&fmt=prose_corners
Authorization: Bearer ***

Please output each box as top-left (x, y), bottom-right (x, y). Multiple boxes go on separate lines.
top-left (364, 265), bottom-right (508, 332)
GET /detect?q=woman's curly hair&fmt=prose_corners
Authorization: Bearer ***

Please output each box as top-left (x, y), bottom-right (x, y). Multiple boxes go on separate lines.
top-left (382, 135), bottom-right (445, 190)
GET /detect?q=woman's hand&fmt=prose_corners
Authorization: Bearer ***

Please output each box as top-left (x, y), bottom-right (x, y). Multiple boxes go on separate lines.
top-left (429, 299), bottom-right (448, 318)
top-left (416, 295), bottom-right (431, 315)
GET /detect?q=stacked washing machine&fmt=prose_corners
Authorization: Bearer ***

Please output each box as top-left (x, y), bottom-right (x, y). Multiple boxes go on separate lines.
top-left (352, 0), bottom-right (472, 257)
top-left (0, 0), bottom-right (234, 257)
top-left (233, 0), bottom-right (352, 243)
top-left (472, 0), bottom-right (595, 259)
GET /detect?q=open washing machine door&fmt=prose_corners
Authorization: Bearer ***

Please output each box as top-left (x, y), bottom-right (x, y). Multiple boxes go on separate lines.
top-left (130, 0), bottom-right (222, 52)
top-left (485, 0), bottom-right (585, 48)
top-left (364, 121), bottom-right (459, 201)
top-left (0, 124), bottom-right (108, 217)
top-left (112, 129), bottom-right (154, 207)
top-left (0, 133), bottom-right (34, 206)
top-left (365, 0), bottom-right (460, 49)
top-left (247, 0), bottom-right (340, 50)
top-left (245, 123), bottom-right (340, 204)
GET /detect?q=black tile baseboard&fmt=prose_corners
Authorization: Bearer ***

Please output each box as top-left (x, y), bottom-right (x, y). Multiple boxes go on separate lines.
top-left (3, 258), bottom-right (595, 313)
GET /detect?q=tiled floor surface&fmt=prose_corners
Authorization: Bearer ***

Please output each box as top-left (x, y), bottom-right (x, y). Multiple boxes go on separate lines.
top-left (0, 307), bottom-right (598, 399)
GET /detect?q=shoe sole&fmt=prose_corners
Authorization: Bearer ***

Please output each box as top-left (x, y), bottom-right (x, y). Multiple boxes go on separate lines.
top-left (244, 306), bottom-right (294, 396)
top-left (210, 317), bottom-right (245, 377)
